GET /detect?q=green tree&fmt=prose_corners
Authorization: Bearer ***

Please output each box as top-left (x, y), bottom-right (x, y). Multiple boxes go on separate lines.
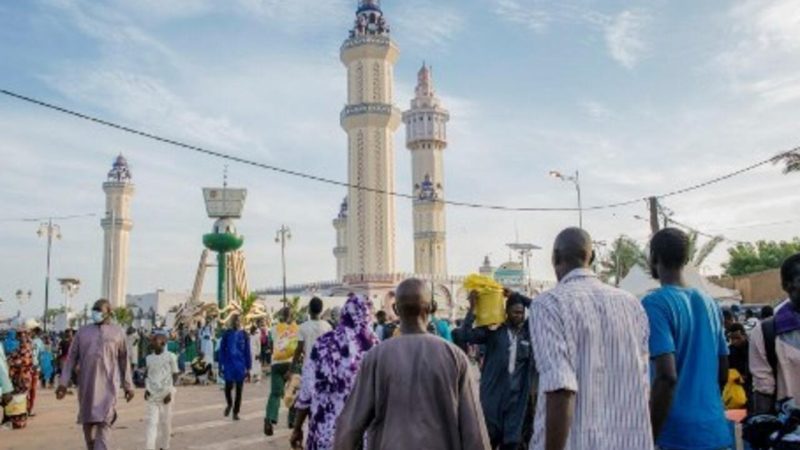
top-left (723, 238), bottom-right (800, 276)
top-left (113, 306), bottom-right (135, 327)
top-left (599, 236), bottom-right (647, 286)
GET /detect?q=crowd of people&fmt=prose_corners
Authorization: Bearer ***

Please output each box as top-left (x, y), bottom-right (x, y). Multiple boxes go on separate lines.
top-left (1, 226), bottom-right (799, 450)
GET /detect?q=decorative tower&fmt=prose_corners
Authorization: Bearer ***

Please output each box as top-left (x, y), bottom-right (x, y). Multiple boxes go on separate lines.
top-left (340, 0), bottom-right (401, 281)
top-left (402, 63), bottom-right (450, 276)
top-left (332, 197), bottom-right (349, 282)
top-left (101, 154), bottom-right (135, 308)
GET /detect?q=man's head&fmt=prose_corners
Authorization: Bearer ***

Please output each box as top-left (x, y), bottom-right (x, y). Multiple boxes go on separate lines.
top-left (728, 323), bottom-right (748, 348)
top-left (780, 253), bottom-right (800, 308)
top-left (309, 297), bottom-right (324, 319)
top-left (376, 310), bottom-right (387, 324)
top-left (395, 278), bottom-right (432, 326)
top-left (198, 351), bottom-right (205, 359)
top-left (506, 295), bottom-right (526, 328)
top-left (229, 314), bottom-right (241, 330)
top-left (760, 306), bottom-right (774, 319)
top-left (92, 299), bottom-right (112, 325)
top-left (649, 228), bottom-right (690, 280)
top-left (31, 327), bottom-right (42, 338)
top-left (551, 228), bottom-right (594, 281)
top-left (250, 325), bottom-right (257, 335)
top-left (151, 333), bottom-right (167, 353)
top-left (722, 309), bottom-right (735, 331)
top-left (279, 307), bottom-right (292, 323)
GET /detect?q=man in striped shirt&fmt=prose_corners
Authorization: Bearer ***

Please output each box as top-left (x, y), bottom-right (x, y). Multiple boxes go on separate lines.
top-left (529, 228), bottom-right (653, 450)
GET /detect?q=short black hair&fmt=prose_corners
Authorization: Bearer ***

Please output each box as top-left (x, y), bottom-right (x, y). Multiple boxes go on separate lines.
top-left (309, 297), bottom-right (324, 315)
top-left (760, 306), bottom-right (774, 319)
top-left (745, 309), bottom-right (754, 318)
top-left (728, 322), bottom-right (746, 335)
top-left (722, 309), bottom-right (733, 320)
top-left (650, 228), bottom-right (690, 270)
top-left (780, 253), bottom-right (800, 287)
top-left (506, 293), bottom-right (526, 311)
top-left (376, 310), bottom-right (387, 320)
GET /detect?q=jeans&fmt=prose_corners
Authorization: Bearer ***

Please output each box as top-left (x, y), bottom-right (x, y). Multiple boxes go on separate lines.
top-left (224, 381), bottom-right (243, 415)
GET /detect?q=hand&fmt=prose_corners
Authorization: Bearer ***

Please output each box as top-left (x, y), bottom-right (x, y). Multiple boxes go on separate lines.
top-left (1, 393), bottom-right (12, 406)
top-left (56, 385), bottom-right (67, 400)
top-left (502, 287), bottom-right (512, 298)
top-left (163, 393), bottom-right (172, 405)
top-left (284, 371), bottom-right (292, 382)
top-left (124, 389), bottom-right (135, 403)
top-left (468, 291), bottom-right (479, 311)
top-left (144, 390), bottom-right (151, 401)
top-left (290, 428), bottom-right (303, 449)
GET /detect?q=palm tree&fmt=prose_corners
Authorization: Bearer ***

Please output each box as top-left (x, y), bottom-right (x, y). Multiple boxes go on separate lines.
top-left (599, 236), bottom-right (647, 286)
top-left (773, 149), bottom-right (800, 174)
top-left (687, 232), bottom-right (724, 267)
top-left (113, 306), bottom-right (135, 327)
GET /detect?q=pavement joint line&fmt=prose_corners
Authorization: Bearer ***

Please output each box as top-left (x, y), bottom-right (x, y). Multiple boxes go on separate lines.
top-left (187, 430), bottom-right (293, 450)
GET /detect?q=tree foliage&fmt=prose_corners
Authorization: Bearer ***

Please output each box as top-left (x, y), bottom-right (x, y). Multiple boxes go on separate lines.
top-left (113, 306), bottom-right (135, 327)
top-left (773, 149), bottom-right (800, 174)
top-left (687, 231), bottom-right (725, 267)
top-left (723, 238), bottom-right (800, 276)
top-left (599, 236), bottom-right (647, 286)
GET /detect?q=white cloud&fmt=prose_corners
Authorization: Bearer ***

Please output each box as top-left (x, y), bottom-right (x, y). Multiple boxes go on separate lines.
top-left (580, 100), bottom-right (613, 121)
top-left (492, 0), bottom-right (551, 32)
top-left (234, 0), bottom-right (351, 26)
top-left (490, 1), bottom-right (650, 68)
top-left (394, 2), bottom-right (466, 47)
top-left (604, 10), bottom-right (649, 69)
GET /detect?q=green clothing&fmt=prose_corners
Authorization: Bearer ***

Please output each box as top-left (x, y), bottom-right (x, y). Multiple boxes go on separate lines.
top-left (266, 362), bottom-right (292, 424)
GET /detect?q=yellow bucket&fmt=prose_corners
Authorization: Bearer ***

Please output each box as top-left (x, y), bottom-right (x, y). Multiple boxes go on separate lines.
top-left (4, 394), bottom-right (27, 417)
top-left (463, 274), bottom-right (505, 327)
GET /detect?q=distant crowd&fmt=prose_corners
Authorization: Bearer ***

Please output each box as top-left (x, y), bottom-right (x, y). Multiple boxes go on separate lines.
top-left (1, 226), bottom-right (799, 450)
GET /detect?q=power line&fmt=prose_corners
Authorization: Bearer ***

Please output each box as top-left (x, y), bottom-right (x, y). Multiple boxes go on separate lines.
top-left (0, 213), bottom-right (97, 223)
top-left (2, 88), bottom-right (795, 213)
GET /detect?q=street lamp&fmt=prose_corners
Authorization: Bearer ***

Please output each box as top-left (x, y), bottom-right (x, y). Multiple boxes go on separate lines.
top-left (37, 220), bottom-right (61, 332)
top-left (58, 278), bottom-right (81, 313)
top-left (275, 225), bottom-right (292, 307)
top-left (549, 170), bottom-right (583, 228)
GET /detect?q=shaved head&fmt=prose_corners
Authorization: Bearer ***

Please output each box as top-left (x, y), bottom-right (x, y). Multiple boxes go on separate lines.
top-left (552, 228), bottom-right (594, 280)
top-left (395, 278), bottom-right (431, 321)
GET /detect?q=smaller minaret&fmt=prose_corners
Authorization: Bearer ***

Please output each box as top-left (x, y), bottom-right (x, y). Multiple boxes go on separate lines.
top-left (332, 197), bottom-right (349, 282)
top-left (101, 155), bottom-right (135, 308)
top-left (402, 63), bottom-right (450, 277)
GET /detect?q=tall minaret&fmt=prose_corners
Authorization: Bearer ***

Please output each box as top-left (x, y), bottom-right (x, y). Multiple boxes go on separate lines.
top-left (101, 154), bottom-right (135, 308)
top-left (403, 63), bottom-right (450, 276)
top-left (332, 197), bottom-right (349, 281)
top-left (340, 0), bottom-right (401, 280)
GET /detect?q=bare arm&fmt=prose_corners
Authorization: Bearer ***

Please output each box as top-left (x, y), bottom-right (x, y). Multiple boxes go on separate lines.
top-left (717, 356), bottom-right (728, 393)
top-left (291, 341), bottom-right (305, 369)
top-left (650, 353), bottom-right (678, 441)
top-left (545, 389), bottom-right (575, 450)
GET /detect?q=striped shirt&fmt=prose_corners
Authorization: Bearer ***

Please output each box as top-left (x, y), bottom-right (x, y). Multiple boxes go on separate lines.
top-left (529, 269), bottom-right (653, 450)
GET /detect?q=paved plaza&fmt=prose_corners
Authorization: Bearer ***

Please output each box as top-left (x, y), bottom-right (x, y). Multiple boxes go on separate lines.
top-left (5, 383), bottom-right (292, 450)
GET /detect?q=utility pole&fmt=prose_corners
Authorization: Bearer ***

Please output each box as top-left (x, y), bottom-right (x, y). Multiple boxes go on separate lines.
top-left (37, 219), bottom-right (61, 332)
top-left (648, 197), bottom-right (660, 235)
top-left (275, 225), bottom-right (292, 308)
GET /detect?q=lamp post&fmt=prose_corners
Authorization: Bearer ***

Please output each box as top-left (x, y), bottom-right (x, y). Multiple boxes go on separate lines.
top-left (58, 277), bottom-right (80, 316)
top-left (549, 170), bottom-right (583, 228)
top-left (275, 225), bottom-right (292, 307)
top-left (37, 219), bottom-right (61, 332)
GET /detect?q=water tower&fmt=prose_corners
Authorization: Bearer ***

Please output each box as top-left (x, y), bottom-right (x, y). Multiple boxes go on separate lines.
top-left (202, 185), bottom-right (247, 308)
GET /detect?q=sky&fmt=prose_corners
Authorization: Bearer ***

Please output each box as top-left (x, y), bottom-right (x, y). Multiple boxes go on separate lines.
top-left (1, 0), bottom-right (799, 319)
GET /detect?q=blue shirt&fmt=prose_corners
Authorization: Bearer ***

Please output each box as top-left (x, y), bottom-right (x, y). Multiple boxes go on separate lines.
top-left (642, 285), bottom-right (731, 450)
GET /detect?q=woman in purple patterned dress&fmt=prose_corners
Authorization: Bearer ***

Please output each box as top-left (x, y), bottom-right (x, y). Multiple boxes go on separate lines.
top-left (290, 295), bottom-right (378, 450)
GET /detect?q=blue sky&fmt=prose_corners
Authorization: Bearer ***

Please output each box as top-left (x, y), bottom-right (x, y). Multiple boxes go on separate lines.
top-left (1, 0), bottom-right (799, 318)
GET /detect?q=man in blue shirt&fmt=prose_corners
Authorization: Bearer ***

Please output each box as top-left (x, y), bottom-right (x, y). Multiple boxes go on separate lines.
top-left (643, 228), bottom-right (731, 450)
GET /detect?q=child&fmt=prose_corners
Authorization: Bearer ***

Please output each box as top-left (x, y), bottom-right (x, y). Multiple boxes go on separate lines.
top-left (144, 331), bottom-right (179, 450)
top-left (38, 339), bottom-right (55, 389)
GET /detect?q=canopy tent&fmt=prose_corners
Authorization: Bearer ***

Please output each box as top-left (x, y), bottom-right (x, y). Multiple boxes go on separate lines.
top-left (620, 265), bottom-right (741, 301)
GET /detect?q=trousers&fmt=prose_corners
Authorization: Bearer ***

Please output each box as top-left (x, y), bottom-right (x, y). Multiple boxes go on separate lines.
top-left (266, 362), bottom-right (290, 423)
top-left (145, 399), bottom-right (173, 450)
top-left (224, 381), bottom-right (243, 415)
top-left (82, 422), bottom-right (112, 450)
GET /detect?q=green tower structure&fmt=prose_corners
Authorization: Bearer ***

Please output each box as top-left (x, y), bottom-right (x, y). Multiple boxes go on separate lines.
top-left (202, 187), bottom-right (247, 309)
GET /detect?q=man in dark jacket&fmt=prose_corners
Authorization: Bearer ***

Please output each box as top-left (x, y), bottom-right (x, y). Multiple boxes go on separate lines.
top-left (461, 291), bottom-right (535, 450)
